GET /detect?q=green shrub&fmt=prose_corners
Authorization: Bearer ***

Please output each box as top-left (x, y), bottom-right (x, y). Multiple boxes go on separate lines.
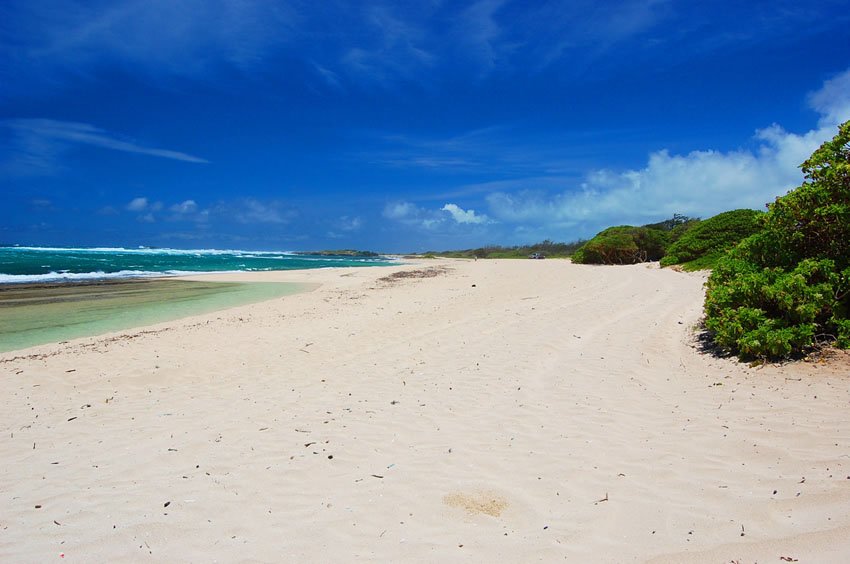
top-left (704, 120), bottom-right (850, 358)
top-left (660, 209), bottom-right (764, 270)
top-left (428, 239), bottom-right (586, 259)
top-left (668, 218), bottom-right (701, 243)
top-left (571, 225), bottom-right (670, 264)
top-left (572, 214), bottom-right (701, 265)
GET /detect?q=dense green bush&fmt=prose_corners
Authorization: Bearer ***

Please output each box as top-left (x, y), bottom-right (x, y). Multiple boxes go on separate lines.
top-left (660, 209), bottom-right (764, 270)
top-left (668, 218), bottom-right (701, 244)
top-left (704, 120), bottom-right (850, 358)
top-left (570, 215), bottom-right (698, 265)
top-left (571, 225), bottom-right (670, 264)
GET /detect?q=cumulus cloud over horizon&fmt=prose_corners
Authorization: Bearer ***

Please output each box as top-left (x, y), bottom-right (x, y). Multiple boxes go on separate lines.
top-left (383, 200), bottom-right (495, 231)
top-left (441, 203), bottom-right (493, 224)
top-left (486, 68), bottom-right (850, 234)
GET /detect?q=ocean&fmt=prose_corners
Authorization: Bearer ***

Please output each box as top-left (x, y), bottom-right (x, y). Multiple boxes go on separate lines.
top-left (0, 246), bottom-right (396, 284)
top-left (0, 246), bottom-right (397, 352)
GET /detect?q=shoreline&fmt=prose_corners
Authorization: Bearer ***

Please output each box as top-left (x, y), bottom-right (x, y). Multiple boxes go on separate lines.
top-left (2, 258), bottom-right (849, 562)
top-left (0, 276), bottom-right (314, 354)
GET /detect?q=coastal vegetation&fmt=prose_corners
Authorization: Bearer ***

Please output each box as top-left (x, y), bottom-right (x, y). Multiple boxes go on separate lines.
top-left (704, 120), bottom-right (850, 358)
top-left (295, 250), bottom-right (380, 257)
top-left (570, 214), bottom-right (696, 265)
top-left (424, 239), bottom-right (586, 259)
top-left (659, 209), bottom-right (764, 271)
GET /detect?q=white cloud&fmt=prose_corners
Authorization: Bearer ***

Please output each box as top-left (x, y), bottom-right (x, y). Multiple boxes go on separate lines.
top-left (170, 200), bottom-right (198, 214)
top-left (441, 203), bottom-right (492, 224)
top-left (338, 215), bottom-right (363, 231)
top-left (167, 199), bottom-right (209, 223)
top-left (808, 68), bottom-right (850, 128)
top-left (383, 200), bottom-right (444, 230)
top-left (126, 197), bottom-right (149, 211)
top-left (122, 196), bottom-right (207, 224)
top-left (383, 200), bottom-right (496, 232)
top-left (485, 67), bottom-right (850, 235)
top-left (383, 201), bottom-right (417, 220)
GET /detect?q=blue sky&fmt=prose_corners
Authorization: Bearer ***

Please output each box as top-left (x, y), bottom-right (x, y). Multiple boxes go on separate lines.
top-left (2, 0), bottom-right (849, 252)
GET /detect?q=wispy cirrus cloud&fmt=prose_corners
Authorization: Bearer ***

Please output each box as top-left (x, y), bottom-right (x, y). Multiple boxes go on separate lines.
top-left (339, 4), bottom-right (435, 85)
top-left (1, 119), bottom-right (208, 176)
top-left (1, 0), bottom-right (297, 91)
top-left (4, 0), bottom-right (847, 95)
top-left (359, 125), bottom-right (618, 179)
top-left (494, 0), bottom-right (670, 71)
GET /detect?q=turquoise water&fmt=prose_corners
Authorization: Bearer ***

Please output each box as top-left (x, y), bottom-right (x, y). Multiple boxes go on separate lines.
top-left (0, 279), bottom-right (309, 353)
top-left (0, 246), bottom-right (395, 284)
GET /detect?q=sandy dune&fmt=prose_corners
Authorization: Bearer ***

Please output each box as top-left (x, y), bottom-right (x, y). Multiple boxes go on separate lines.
top-left (2, 259), bottom-right (849, 563)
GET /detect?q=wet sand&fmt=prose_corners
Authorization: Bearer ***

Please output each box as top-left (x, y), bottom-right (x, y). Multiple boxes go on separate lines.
top-left (0, 278), bottom-right (307, 353)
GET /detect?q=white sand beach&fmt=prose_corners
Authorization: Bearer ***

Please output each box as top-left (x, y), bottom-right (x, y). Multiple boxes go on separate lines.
top-left (2, 258), bottom-right (849, 563)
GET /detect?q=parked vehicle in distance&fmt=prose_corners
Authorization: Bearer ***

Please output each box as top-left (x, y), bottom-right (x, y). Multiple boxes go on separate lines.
top-left (529, 252), bottom-right (545, 259)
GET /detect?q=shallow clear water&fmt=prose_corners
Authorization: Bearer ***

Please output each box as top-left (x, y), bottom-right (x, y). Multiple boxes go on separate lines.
top-left (0, 279), bottom-right (306, 353)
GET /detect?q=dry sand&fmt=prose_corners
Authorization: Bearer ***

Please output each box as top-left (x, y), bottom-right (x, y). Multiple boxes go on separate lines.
top-left (2, 258), bottom-right (849, 563)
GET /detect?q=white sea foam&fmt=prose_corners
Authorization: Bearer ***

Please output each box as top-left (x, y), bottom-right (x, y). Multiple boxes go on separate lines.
top-left (1, 246), bottom-right (299, 256)
top-left (0, 247), bottom-right (394, 283)
top-left (0, 270), bottom-right (224, 284)
top-left (0, 246), bottom-right (391, 260)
